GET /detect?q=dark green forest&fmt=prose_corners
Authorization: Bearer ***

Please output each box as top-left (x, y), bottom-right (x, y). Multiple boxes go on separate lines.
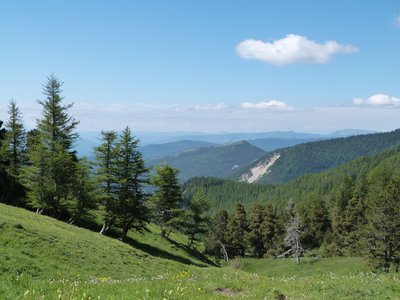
top-left (1, 75), bottom-right (400, 273)
top-left (234, 128), bottom-right (400, 184)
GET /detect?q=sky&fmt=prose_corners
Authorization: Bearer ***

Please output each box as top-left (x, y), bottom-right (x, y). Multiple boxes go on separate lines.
top-left (0, 0), bottom-right (399, 133)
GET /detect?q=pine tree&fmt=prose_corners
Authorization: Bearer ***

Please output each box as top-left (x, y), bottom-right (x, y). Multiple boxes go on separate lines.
top-left (301, 195), bottom-right (331, 249)
top-left (365, 179), bottom-right (400, 272)
top-left (332, 175), bottom-right (355, 251)
top-left (148, 163), bottom-right (183, 238)
top-left (94, 130), bottom-right (119, 234)
top-left (37, 74), bottom-right (79, 152)
top-left (68, 158), bottom-right (98, 224)
top-left (0, 120), bottom-right (9, 202)
top-left (247, 203), bottom-right (266, 258)
top-left (206, 210), bottom-right (230, 261)
top-left (114, 127), bottom-right (149, 241)
top-left (20, 134), bottom-right (53, 212)
top-left (22, 75), bottom-right (79, 216)
top-left (227, 203), bottom-right (248, 257)
top-left (261, 203), bottom-right (278, 255)
top-left (342, 175), bottom-right (368, 255)
top-left (2, 100), bottom-right (26, 176)
top-left (0, 100), bottom-right (26, 203)
top-left (183, 189), bottom-right (211, 248)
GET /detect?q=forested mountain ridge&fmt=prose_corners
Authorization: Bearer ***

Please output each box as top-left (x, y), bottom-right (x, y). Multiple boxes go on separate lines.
top-left (184, 146), bottom-right (400, 213)
top-left (147, 140), bottom-right (266, 180)
top-left (234, 129), bottom-right (400, 184)
top-left (140, 140), bottom-right (216, 160)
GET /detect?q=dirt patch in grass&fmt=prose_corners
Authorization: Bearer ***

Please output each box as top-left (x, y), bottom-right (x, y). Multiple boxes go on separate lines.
top-left (214, 287), bottom-right (242, 297)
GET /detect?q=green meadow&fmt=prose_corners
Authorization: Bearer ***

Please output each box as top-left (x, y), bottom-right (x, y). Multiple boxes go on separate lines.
top-left (1, 203), bottom-right (400, 299)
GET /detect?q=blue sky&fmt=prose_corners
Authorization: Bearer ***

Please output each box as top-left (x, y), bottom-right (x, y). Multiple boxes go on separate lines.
top-left (0, 0), bottom-right (399, 133)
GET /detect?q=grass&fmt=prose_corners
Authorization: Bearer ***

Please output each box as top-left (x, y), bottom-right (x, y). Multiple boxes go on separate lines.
top-left (1, 203), bottom-right (400, 299)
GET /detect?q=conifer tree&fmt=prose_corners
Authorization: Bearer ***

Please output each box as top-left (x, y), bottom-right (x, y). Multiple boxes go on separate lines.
top-left (2, 100), bottom-right (26, 176)
top-left (114, 127), bottom-right (148, 241)
top-left (206, 210), bottom-right (230, 261)
top-left (247, 203), bottom-right (266, 258)
top-left (20, 134), bottom-right (53, 213)
top-left (0, 100), bottom-right (26, 203)
top-left (183, 189), bottom-right (211, 248)
top-left (22, 75), bottom-right (79, 216)
top-left (148, 163), bottom-right (183, 238)
top-left (227, 203), bottom-right (248, 257)
top-left (342, 175), bottom-right (368, 255)
top-left (0, 121), bottom-right (9, 202)
top-left (365, 179), bottom-right (400, 272)
top-left (301, 195), bottom-right (330, 249)
top-left (94, 130), bottom-right (119, 234)
top-left (68, 158), bottom-right (98, 224)
top-left (261, 203), bottom-right (278, 255)
top-left (37, 74), bottom-right (79, 152)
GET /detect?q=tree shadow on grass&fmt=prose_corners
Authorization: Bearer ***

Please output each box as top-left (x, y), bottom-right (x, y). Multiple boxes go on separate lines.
top-left (122, 235), bottom-right (209, 268)
top-left (165, 237), bottom-right (219, 267)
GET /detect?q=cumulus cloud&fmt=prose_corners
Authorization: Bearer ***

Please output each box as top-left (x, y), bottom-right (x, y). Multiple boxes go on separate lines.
top-left (240, 100), bottom-right (293, 111)
top-left (353, 94), bottom-right (400, 107)
top-left (236, 34), bottom-right (358, 65)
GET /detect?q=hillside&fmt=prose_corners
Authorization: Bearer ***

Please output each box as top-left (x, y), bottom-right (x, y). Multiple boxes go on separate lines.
top-left (184, 146), bottom-right (400, 213)
top-left (2, 204), bottom-right (399, 300)
top-left (234, 129), bottom-right (400, 184)
top-left (247, 137), bottom-right (318, 152)
top-left (0, 204), bottom-right (209, 281)
top-left (147, 140), bottom-right (266, 181)
top-left (140, 140), bottom-right (216, 160)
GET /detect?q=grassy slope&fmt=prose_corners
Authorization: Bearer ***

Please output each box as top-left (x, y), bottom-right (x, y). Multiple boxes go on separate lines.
top-left (0, 203), bottom-right (207, 280)
top-left (1, 204), bottom-right (400, 299)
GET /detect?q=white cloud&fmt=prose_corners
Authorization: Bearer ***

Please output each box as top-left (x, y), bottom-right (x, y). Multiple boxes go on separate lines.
top-left (236, 34), bottom-right (358, 65)
top-left (240, 100), bottom-right (293, 111)
top-left (353, 94), bottom-right (400, 107)
top-left (190, 103), bottom-right (228, 111)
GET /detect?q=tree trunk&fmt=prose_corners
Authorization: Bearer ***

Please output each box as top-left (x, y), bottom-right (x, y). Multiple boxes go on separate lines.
top-left (100, 218), bottom-right (115, 235)
top-left (219, 241), bottom-right (229, 261)
top-left (99, 223), bottom-right (108, 234)
top-left (119, 224), bottom-right (130, 241)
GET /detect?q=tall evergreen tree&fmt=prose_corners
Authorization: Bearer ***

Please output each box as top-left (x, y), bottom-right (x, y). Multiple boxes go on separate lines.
top-left (22, 75), bottom-right (79, 216)
top-left (20, 134), bottom-right (53, 213)
top-left (2, 100), bottom-right (26, 176)
top-left (114, 127), bottom-right (148, 241)
top-left (37, 74), bottom-right (78, 152)
top-left (94, 130), bottom-right (119, 234)
top-left (0, 100), bottom-right (26, 203)
top-left (0, 120), bottom-right (9, 202)
top-left (301, 195), bottom-right (331, 249)
top-left (68, 158), bottom-right (98, 224)
top-left (148, 163), bottom-right (183, 238)
top-left (205, 210), bottom-right (230, 261)
top-left (365, 179), bottom-right (400, 272)
top-left (261, 203), bottom-right (278, 255)
top-left (247, 203), bottom-right (266, 258)
top-left (227, 203), bottom-right (248, 257)
top-left (183, 189), bottom-right (211, 248)
top-left (342, 175), bottom-right (368, 255)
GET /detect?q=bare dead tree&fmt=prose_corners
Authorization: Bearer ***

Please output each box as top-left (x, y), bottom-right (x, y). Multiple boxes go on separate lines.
top-left (284, 214), bottom-right (303, 264)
